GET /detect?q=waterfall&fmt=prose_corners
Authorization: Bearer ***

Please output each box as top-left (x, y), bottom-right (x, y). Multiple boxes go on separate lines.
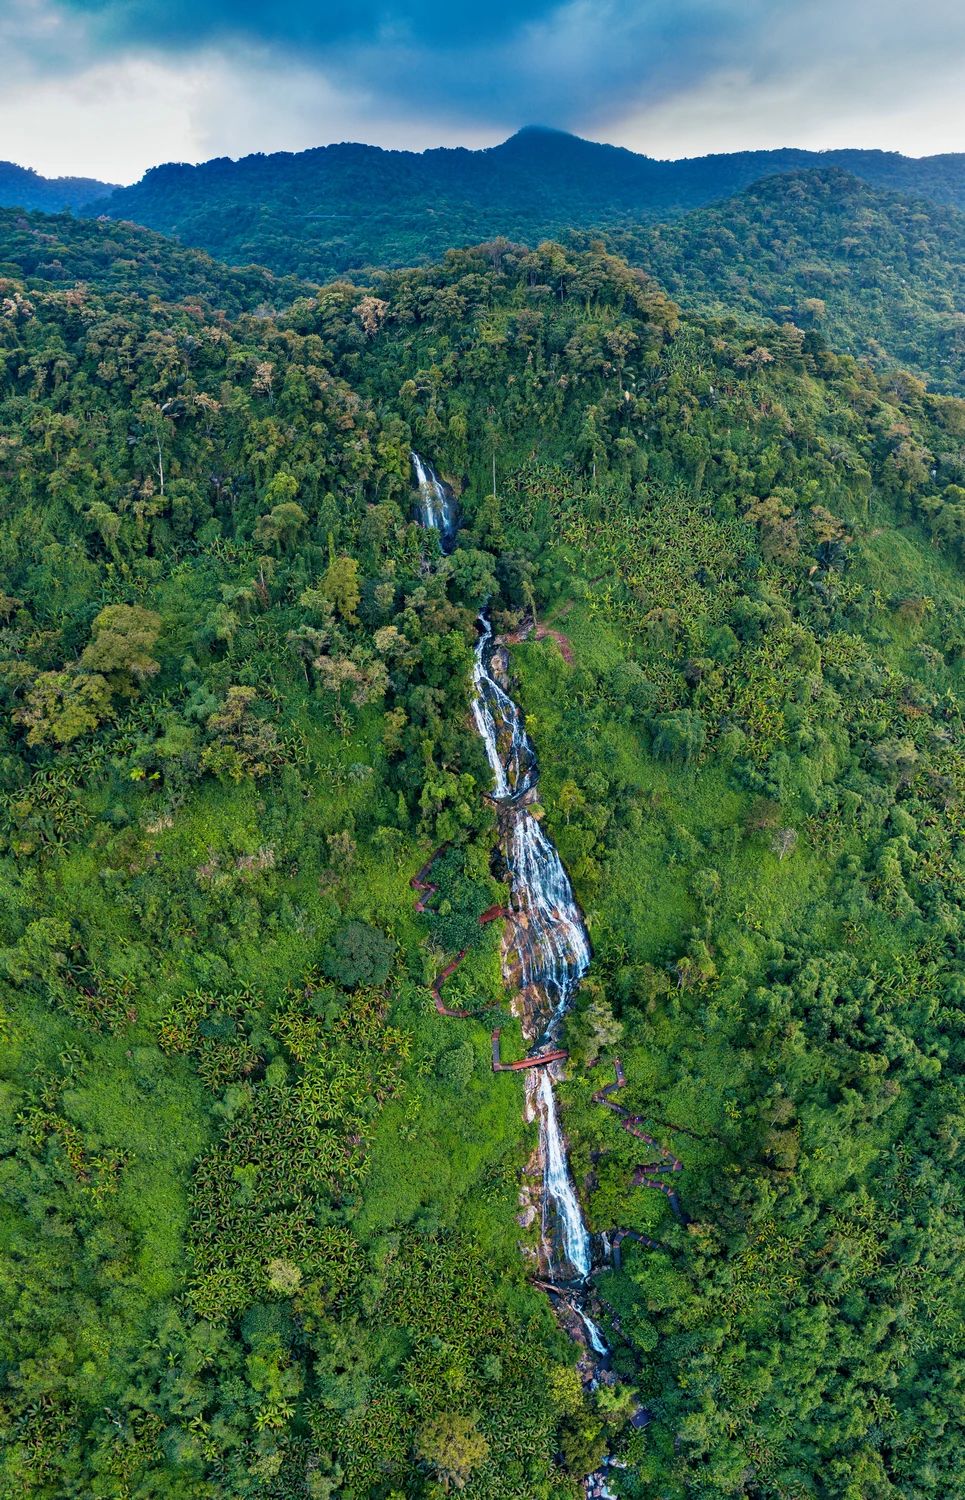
top-left (414, 457), bottom-right (606, 1347)
top-left (470, 622), bottom-right (594, 1285)
top-left (471, 615), bottom-right (537, 800)
top-left (576, 1307), bottom-right (609, 1357)
top-left (534, 1067), bottom-right (591, 1278)
top-left (507, 809), bottom-right (590, 1039)
top-left (411, 451), bottom-right (458, 551)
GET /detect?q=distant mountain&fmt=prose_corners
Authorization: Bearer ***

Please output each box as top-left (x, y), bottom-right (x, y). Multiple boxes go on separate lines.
top-left (0, 161), bottom-right (117, 213)
top-left (598, 168), bottom-right (965, 393)
top-left (90, 126), bottom-right (965, 281)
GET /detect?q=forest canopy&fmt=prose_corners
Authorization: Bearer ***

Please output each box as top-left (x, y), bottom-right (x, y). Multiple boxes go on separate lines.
top-left (0, 207), bottom-right (962, 1498)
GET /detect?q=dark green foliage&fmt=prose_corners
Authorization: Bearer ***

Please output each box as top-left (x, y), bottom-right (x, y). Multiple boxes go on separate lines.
top-left (0, 161), bottom-right (117, 212)
top-left (650, 710), bottom-right (707, 765)
top-left (0, 206), bottom-right (963, 1497)
top-left (422, 844), bottom-right (501, 955)
top-left (596, 168), bottom-right (965, 393)
top-left (93, 128), bottom-right (965, 282)
top-left (321, 921), bottom-right (395, 988)
top-left (0, 205), bottom-right (307, 313)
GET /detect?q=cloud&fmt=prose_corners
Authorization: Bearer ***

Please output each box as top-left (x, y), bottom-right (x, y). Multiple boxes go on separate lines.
top-left (0, 43), bottom-right (501, 184)
top-left (1, 0), bottom-right (963, 179)
top-left (42, 0), bottom-right (565, 57)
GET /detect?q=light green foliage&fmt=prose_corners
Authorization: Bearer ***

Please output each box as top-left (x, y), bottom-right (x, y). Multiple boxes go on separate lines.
top-left (79, 603), bottom-right (162, 686)
top-left (319, 553), bottom-right (362, 624)
top-left (415, 1412), bottom-right (490, 1491)
top-left (15, 668), bottom-right (112, 745)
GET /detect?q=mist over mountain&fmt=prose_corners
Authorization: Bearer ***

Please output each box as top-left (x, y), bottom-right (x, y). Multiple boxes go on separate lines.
top-left (89, 127), bottom-right (965, 282)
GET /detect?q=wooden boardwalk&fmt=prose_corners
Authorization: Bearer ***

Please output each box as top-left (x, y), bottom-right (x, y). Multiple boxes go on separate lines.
top-left (412, 846), bottom-right (567, 1069)
top-left (593, 1059), bottom-right (689, 1224)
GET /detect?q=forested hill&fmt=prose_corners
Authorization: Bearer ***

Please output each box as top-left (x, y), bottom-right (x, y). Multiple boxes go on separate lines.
top-left (0, 207), bottom-right (309, 316)
top-left (0, 161), bottom-right (117, 214)
top-left (1, 216), bottom-right (964, 1497)
top-left (594, 169), bottom-right (965, 394)
top-left (90, 126), bottom-right (965, 280)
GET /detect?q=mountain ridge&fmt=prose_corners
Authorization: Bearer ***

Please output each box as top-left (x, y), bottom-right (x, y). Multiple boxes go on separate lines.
top-left (85, 127), bottom-right (965, 283)
top-left (596, 165), bottom-right (965, 392)
top-left (0, 161), bottom-right (118, 213)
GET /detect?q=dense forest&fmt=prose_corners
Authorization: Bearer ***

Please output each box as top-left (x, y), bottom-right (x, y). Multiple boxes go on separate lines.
top-left (0, 206), bottom-right (963, 1500)
top-left (0, 207), bottom-right (309, 317)
top-left (0, 163), bottom-right (117, 215)
top-left (90, 128), bottom-right (965, 282)
top-left (592, 169), bottom-right (965, 395)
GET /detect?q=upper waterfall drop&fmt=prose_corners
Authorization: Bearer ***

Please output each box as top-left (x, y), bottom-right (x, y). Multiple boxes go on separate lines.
top-left (411, 451), bottom-right (458, 552)
top-left (471, 616), bottom-right (537, 801)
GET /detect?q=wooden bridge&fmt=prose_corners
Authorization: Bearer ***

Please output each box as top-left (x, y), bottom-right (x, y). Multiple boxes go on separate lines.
top-left (491, 1027), bottom-right (567, 1072)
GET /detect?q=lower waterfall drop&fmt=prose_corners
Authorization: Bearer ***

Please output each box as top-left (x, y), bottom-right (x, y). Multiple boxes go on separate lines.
top-left (533, 1064), bottom-right (591, 1279)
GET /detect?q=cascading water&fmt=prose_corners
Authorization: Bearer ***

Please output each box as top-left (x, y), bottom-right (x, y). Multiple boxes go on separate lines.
top-left (415, 465), bottom-right (620, 1494)
top-left (471, 614), bottom-right (537, 802)
top-left (469, 622), bottom-right (594, 1283)
top-left (535, 1066), bottom-right (591, 1278)
top-left (411, 451), bottom-right (458, 551)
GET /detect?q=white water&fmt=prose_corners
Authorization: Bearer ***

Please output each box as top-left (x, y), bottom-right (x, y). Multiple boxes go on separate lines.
top-left (411, 451), bottom-right (458, 550)
top-left (470, 622), bottom-right (593, 1283)
top-left (508, 810), bottom-right (590, 1037)
top-left (471, 615), bottom-right (537, 800)
top-left (535, 1067), bottom-right (591, 1278)
top-left (415, 462), bottom-right (602, 1296)
top-left (577, 1306), bottom-right (609, 1357)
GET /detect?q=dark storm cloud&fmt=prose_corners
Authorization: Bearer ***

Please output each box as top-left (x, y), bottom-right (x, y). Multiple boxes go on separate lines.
top-left (43, 0), bottom-right (783, 133)
top-left (42, 0), bottom-right (965, 142)
top-left (57, 0), bottom-right (564, 56)
top-left (4, 0), bottom-right (963, 179)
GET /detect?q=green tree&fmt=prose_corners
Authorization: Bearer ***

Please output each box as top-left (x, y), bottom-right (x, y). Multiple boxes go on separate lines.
top-left (319, 555), bottom-right (362, 625)
top-left (322, 921), bottom-right (394, 988)
top-left (79, 604), bottom-right (162, 691)
top-left (651, 710), bottom-right (706, 766)
top-left (415, 1413), bottom-right (489, 1492)
top-left (15, 669), bottom-right (112, 745)
top-left (254, 501), bottom-right (308, 553)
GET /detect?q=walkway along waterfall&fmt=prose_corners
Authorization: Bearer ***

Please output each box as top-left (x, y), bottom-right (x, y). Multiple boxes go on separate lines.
top-left (410, 454), bottom-right (690, 1488)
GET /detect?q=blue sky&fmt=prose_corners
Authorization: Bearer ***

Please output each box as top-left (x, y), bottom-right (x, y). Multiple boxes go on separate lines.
top-left (2, 0), bottom-right (963, 181)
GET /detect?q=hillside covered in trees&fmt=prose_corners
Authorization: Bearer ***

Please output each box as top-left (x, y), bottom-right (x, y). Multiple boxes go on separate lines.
top-left (77, 132), bottom-right (965, 396)
top-left (91, 128), bottom-right (965, 282)
top-left (0, 207), bottom-right (309, 318)
top-left (0, 210), bottom-right (963, 1500)
top-left (0, 162), bottom-right (117, 214)
top-left (595, 169), bottom-right (965, 394)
